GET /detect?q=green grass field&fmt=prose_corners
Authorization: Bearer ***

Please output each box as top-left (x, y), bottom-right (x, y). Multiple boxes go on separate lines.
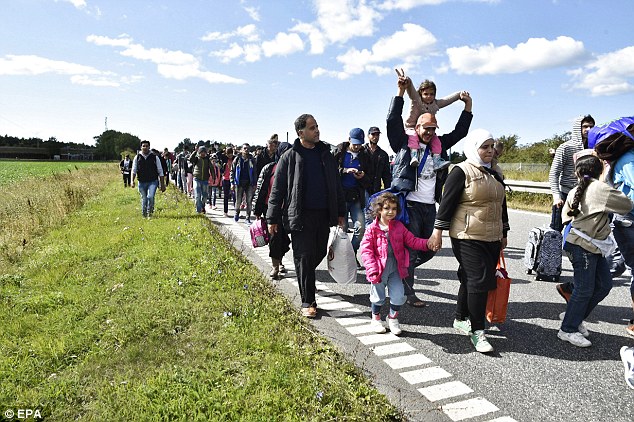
top-left (0, 165), bottom-right (401, 421)
top-left (0, 160), bottom-right (99, 186)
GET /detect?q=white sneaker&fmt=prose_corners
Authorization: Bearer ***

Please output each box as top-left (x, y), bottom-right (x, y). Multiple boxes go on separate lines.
top-left (559, 312), bottom-right (589, 337)
top-left (470, 330), bottom-right (494, 353)
top-left (557, 329), bottom-right (592, 347)
top-left (578, 322), bottom-right (590, 338)
top-left (619, 346), bottom-right (634, 389)
top-left (453, 319), bottom-right (472, 335)
top-left (370, 318), bottom-right (386, 334)
top-left (388, 317), bottom-right (402, 336)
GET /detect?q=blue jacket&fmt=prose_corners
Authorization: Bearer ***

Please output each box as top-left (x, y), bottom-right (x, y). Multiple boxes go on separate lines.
top-left (230, 154), bottom-right (256, 187)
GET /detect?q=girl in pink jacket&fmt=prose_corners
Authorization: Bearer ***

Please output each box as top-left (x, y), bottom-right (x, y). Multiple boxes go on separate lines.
top-left (360, 192), bottom-right (430, 335)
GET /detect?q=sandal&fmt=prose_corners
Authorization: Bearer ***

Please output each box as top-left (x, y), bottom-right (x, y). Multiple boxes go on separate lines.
top-left (407, 296), bottom-right (428, 308)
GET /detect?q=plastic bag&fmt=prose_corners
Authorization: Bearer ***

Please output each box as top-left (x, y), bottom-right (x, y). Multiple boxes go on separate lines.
top-left (249, 218), bottom-right (270, 248)
top-left (486, 252), bottom-right (511, 323)
top-left (326, 226), bottom-right (357, 284)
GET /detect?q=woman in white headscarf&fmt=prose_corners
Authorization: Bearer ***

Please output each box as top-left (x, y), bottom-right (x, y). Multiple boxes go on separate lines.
top-left (427, 129), bottom-right (509, 353)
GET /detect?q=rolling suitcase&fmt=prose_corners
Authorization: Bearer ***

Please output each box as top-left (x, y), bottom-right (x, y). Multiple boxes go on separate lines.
top-left (524, 227), bottom-right (562, 282)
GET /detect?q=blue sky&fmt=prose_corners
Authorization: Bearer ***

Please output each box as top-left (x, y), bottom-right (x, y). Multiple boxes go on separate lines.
top-left (1, 0), bottom-right (633, 154)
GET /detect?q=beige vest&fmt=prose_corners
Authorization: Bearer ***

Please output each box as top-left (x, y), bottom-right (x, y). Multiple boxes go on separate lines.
top-left (449, 161), bottom-right (506, 242)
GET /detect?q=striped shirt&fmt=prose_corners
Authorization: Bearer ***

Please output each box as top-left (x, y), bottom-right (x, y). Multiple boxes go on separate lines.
top-left (549, 116), bottom-right (584, 199)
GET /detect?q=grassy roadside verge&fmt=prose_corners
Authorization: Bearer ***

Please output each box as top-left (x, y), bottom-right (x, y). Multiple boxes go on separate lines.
top-left (0, 163), bottom-right (117, 266)
top-left (0, 181), bottom-right (401, 420)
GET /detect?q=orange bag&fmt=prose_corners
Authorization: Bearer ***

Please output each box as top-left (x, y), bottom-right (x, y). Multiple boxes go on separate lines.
top-left (486, 251), bottom-right (511, 323)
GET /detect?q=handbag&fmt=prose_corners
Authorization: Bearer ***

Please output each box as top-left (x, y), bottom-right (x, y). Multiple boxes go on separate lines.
top-left (486, 251), bottom-right (511, 323)
top-left (249, 217), bottom-right (270, 248)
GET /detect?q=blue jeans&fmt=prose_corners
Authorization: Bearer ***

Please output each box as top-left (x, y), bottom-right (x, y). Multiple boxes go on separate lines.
top-left (344, 200), bottom-right (365, 253)
top-left (370, 269), bottom-right (406, 307)
top-left (193, 179), bottom-right (209, 213)
top-left (138, 180), bottom-right (158, 217)
top-left (561, 242), bottom-right (612, 333)
top-left (612, 214), bottom-right (634, 298)
top-left (208, 186), bottom-right (220, 206)
top-left (404, 201), bottom-right (437, 296)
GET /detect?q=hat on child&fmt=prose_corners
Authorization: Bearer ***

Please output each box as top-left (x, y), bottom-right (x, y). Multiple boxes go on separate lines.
top-left (418, 113), bottom-right (439, 129)
top-left (349, 128), bottom-right (365, 145)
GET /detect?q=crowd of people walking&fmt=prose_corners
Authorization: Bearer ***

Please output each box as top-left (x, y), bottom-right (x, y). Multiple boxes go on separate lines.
top-left (122, 70), bottom-right (634, 383)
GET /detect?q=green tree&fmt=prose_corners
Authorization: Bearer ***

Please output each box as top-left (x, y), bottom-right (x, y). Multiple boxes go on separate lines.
top-left (94, 130), bottom-right (141, 160)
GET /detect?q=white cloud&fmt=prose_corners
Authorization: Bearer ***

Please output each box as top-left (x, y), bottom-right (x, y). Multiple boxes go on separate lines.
top-left (57, 0), bottom-right (87, 9)
top-left (0, 54), bottom-right (102, 76)
top-left (291, 0), bottom-right (382, 54)
top-left (378, 0), bottom-right (448, 10)
top-left (70, 75), bottom-right (119, 87)
top-left (201, 24), bottom-right (259, 43)
top-left (378, 0), bottom-right (499, 11)
top-left (568, 46), bottom-right (634, 96)
top-left (445, 36), bottom-right (585, 75)
top-left (243, 6), bottom-right (260, 21)
top-left (0, 54), bottom-right (125, 87)
top-left (262, 33), bottom-right (304, 57)
top-left (87, 34), bottom-right (246, 84)
top-left (313, 23), bottom-right (436, 79)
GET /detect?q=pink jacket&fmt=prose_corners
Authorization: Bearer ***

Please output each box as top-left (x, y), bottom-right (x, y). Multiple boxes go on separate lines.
top-left (360, 218), bottom-right (429, 284)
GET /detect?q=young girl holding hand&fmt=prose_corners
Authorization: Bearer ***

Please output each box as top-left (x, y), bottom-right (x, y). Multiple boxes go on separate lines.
top-left (360, 192), bottom-right (431, 335)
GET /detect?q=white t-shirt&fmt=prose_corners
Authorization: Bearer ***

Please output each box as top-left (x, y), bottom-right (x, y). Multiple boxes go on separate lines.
top-left (406, 151), bottom-right (436, 204)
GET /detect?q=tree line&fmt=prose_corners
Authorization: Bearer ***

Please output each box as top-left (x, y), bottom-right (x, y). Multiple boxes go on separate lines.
top-left (2, 129), bottom-right (572, 163)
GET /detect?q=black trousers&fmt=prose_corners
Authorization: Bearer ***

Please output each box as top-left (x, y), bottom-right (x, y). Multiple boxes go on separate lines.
top-left (123, 173), bottom-right (131, 186)
top-left (452, 238), bottom-right (501, 331)
top-left (290, 209), bottom-right (330, 307)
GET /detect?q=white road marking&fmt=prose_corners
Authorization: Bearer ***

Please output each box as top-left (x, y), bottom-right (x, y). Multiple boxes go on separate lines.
top-left (400, 366), bottom-right (452, 385)
top-left (335, 317), bottom-right (371, 326)
top-left (357, 333), bottom-right (401, 345)
top-left (442, 397), bottom-right (499, 421)
top-left (383, 353), bottom-right (432, 369)
top-left (418, 381), bottom-right (473, 402)
top-left (371, 342), bottom-right (416, 356)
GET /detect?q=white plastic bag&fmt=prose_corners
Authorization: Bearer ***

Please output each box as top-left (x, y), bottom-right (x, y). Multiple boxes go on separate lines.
top-left (327, 226), bottom-right (357, 284)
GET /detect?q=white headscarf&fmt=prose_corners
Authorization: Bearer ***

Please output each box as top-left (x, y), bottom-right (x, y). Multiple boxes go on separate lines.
top-left (463, 128), bottom-right (494, 168)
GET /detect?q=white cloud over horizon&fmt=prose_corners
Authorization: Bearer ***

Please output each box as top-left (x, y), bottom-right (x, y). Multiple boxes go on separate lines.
top-left (445, 36), bottom-right (586, 75)
top-left (313, 23), bottom-right (436, 79)
top-left (0, 54), bottom-right (122, 86)
top-left (87, 34), bottom-right (246, 84)
top-left (568, 46), bottom-right (634, 96)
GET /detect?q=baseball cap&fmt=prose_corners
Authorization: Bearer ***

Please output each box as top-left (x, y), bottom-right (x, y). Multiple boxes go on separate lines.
top-left (349, 128), bottom-right (365, 145)
top-left (419, 113), bottom-right (439, 129)
top-left (368, 126), bottom-right (381, 134)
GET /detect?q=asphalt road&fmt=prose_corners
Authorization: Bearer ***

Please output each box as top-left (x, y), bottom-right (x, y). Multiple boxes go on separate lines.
top-left (208, 203), bottom-right (634, 422)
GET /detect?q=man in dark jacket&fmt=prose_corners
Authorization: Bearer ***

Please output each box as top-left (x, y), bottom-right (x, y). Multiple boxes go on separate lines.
top-left (267, 114), bottom-right (346, 318)
top-left (131, 140), bottom-right (165, 218)
top-left (255, 134), bottom-right (279, 179)
top-left (365, 126), bottom-right (392, 196)
top-left (334, 128), bottom-right (373, 266)
top-left (388, 72), bottom-right (473, 307)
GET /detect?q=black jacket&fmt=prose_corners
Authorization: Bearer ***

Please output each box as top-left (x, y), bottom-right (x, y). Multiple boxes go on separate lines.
top-left (365, 144), bottom-right (392, 194)
top-left (266, 138), bottom-right (345, 231)
top-left (387, 96), bottom-right (472, 200)
top-left (252, 161), bottom-right (276, 217)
